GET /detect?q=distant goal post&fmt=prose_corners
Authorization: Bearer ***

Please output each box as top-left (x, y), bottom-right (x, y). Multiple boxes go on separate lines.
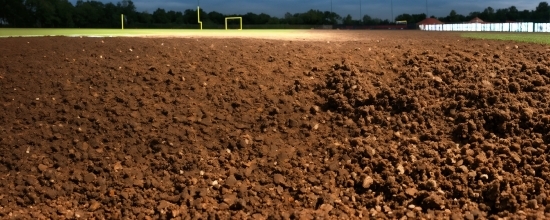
top-left (225, 17), bottom-right (242, 30)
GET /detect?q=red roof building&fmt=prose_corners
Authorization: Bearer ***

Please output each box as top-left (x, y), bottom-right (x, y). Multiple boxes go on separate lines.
top-left (416, 18), bottom-right (444, 25)
top-left (469, 17), bottom-right (484, 23)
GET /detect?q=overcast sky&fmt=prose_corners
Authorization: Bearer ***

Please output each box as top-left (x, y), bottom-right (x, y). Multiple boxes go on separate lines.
top-left (71, 0), bottom-right (540, 20)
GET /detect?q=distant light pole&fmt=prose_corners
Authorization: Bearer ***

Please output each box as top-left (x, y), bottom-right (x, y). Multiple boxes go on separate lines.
top-left (360, 0), bottom-right (362, 24)
top-left (330, 0), bottom-right (333, 24)
top-left (390, 0), bottom-right (394, 23)
top-left (426, 0), bottom-right (428, 17)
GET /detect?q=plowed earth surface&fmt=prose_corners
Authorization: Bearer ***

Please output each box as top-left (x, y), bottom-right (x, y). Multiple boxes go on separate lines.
top-left (1, 31), bottom-right (550, 219)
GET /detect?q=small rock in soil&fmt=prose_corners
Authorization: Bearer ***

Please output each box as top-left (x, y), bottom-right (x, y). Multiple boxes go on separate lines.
top-left (310, 105), bottom-right (321, 114)
top-left (362, 176), bottom-right (374, 189)
top-left (83, 172), bottom-right (96, 183)
top-left (396, 164), bottom-right (405, 175)
top-left (225, 175), bottom-right (238, 188)
top-left (405, 188), bottom-right (418, 197)
top-left (273, 174), bottom-right (286, 185)
top-left (89, 200), bottom-right (101, 211)
top-left (44, 188), bottom-right (58, 199)
top-left (38, 164), bottom-right (48, 172)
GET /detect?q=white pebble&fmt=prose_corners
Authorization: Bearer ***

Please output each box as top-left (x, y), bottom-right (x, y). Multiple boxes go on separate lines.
top-left (362, 176), bottom-right (374, 188)
top-left (312, 123), bottom-right (319, 130)
top-left (396, 164), bottom-right (405, 175)
top-left (427, 179), bottom-right (438, 189)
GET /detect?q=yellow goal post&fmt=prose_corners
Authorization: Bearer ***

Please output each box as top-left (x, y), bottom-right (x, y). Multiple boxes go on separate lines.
top-left (197, 6), bottom-right (202, 30)
top-left (225, 17), bottom-right (242, 30)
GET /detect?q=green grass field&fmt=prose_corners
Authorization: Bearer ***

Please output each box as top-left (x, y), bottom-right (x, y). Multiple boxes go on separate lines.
top-left (0, 28), bottom-right (297, 38)
top-left (461, 32), bottom-right (550, 44)
top-left (2, 28), bottom-right (550, 45)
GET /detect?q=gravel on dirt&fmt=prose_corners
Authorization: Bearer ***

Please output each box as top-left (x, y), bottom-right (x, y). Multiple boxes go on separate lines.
top-left (1, 31), bottom-right (550, 219)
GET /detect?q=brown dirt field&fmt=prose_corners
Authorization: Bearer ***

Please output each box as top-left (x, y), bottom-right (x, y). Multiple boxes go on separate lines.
top-left (1, 30), bottom-right (550, 219)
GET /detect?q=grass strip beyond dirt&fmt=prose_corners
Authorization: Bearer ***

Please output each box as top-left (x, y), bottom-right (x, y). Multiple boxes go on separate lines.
top-left (461, 32), bottom-right (550, 44)
top-left (0, 28), bottom-right (297, 38)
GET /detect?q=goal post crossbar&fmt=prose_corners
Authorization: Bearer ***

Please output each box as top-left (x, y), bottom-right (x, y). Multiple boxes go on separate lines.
top-left (225, 17), bottom-right (242, 30)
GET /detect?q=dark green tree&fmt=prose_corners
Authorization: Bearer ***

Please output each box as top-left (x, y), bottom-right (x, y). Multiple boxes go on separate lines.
top-left (282, 12), bottom-right (303, 24)
top-left (25, 0), bottom-right (75, 27)
top-left (412, 13), bottom-right (427, 23)
top-left (267, 17), bottom-right (280, 24)
top-left (103, 3), bottom-right (120, 27)
top-left (507, 6), bottom-right (519, 21)
top-left (535, 2), bottom-right (550, 21)
top-left (0, 0), bottom-right (32, 26)
top-left (152, 8), bottom-right (169, 23)
top-left (173, 11), bottom-right (184, 24)
top-left (519, 9), bottom-right (532, 21)
top-left (343, 14), bottom-right (353, 25)
top-left (118, 0), bottom-right (137, 24)
top-left (242, 12), bottom-right (259, 24)
top-left (395, 13), bottom-right (425, 24)
top-left (447, 10), bottom-right (462, 22)
top-left (182, 9), bottom-right (197, 24)
top-left (73, 0), bottom-right (105, 27)
top-left (362, 14), bottom-right (372, 25)
top-left (395, 13), bottom-right (412, 23)
top-left (257, 13), bottom-right (271, 24)
top-left (300, 9), bottom-right (323, 25)
top-left (207, 11), bottom-right (224, 24)
top-left (479, 7), bottom-right (496, 22)
top-left (494, 8), bottom-right (508, 22)
top-left (324, 11), bottom-right (341, 25)
top-left (136, 11), bottom-right (152, 24)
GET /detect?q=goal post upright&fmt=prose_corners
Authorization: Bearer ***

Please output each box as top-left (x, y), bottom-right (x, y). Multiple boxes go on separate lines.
top-left (121, 14), bottom-right (124, 29)
top-left (225, 17), bottom-right (242, 30)
top-left (197, 6), bottom-right (202, 30)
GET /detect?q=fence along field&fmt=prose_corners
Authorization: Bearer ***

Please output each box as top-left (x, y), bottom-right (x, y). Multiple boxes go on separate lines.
top-left (420, 22), bottom-right (550, 32)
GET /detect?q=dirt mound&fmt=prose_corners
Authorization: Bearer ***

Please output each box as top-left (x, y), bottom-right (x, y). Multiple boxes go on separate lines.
top-left (0, 32), bottom-right (550, 219)
top-left (314, 51), bottom-right (550, 217)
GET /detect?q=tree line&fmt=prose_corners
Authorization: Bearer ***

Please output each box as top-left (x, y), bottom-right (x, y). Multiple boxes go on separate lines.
top-left (1, 0), bottom-right (549, 28)
top-left (435, 2), bottom-right (550, 23)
